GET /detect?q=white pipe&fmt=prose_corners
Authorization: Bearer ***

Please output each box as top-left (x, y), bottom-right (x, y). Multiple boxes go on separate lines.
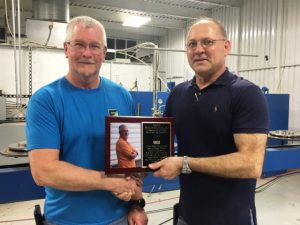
top-left (11, 0), bottom-right (20, 110)
top-left (238, 66), bottom-right (277, 73)
top-left (137, 46), bottom-right (259, 57)
top-left (280, 63), bottom-right (300, 68)
top-left (152, 47), bottom-right (158, 116)
top-left (237, 63), bottom-right (300, 73)
top-left (17, 0), bottom-right (22, 111)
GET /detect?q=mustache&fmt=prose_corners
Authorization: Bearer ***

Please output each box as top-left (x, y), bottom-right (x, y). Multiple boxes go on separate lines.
top-left (193, 54), bottom-right (208, 60)
top-left (193, 57), bottom-right (208, 61)
top-left (78, 59), bottom-right (95, 64)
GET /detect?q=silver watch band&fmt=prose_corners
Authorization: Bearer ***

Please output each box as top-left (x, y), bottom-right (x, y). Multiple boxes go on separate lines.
top-left (182, 156), bottom-right (192, 174)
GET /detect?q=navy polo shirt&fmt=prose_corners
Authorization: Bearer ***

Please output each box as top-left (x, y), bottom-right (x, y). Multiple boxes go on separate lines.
top-left (164, 69), bottom-right (269, 225)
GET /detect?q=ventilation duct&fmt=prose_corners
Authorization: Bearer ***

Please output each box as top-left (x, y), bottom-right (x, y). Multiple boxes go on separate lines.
top-left (32, 0), bottom-right (69, 23)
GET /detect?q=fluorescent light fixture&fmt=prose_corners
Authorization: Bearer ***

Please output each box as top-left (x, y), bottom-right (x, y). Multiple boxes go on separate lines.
top-left (122, 16), bottom-right (151, 28)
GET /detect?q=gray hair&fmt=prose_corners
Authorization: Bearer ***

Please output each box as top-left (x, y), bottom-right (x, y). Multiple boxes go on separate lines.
top-left (65, 16), bottom-right (107, 47)
top-left (187, 17), bottom-right (227, 39)
top-left (119, 124), bottom-right (127, 133)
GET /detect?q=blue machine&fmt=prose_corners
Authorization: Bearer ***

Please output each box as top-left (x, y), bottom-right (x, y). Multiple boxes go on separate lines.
top-left (1, 92), bottom-right (299, 203)
top-left (130, 91), bottom-right (169, 116)
top-left (263, 94), bottom-right (300, 176)
top-left (0, 166), bottom-right (45, 203)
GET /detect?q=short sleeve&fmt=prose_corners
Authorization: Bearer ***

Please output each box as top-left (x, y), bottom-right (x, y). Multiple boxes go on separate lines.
top-left (232, 85), bottom-right (269, 134)
top-left (26, 90), bottom-right (61, 150)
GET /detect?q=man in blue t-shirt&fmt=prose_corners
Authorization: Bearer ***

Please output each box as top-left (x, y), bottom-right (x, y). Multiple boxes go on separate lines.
top-left (149, 17), bottom-right (269, 225)
top-left (26, 16), bottom-right (148, 225)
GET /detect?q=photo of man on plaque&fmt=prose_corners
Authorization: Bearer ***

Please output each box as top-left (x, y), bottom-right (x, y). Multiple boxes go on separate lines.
top-left (116, 124), bottom-right (139, 168)
top-left (105, 116), bottom-right (174, 174)
top-left (110, 123), bottom-right (142, 168)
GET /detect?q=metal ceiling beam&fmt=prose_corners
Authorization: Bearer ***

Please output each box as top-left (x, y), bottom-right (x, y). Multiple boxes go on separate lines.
top-left (69, 0), bottom-right (210, 20)
top-left (179, 0), bottom-right (240, 8)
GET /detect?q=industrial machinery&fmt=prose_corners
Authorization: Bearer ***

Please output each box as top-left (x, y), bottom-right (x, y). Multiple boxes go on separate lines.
top-left (0, 140), bottom-right (27, 157)
top-left (0, 124), bottom-right (44, 204)
top-left (1, 92), bottom-right (300, 203)
top-left (262, 94), bottom-right (300, 177)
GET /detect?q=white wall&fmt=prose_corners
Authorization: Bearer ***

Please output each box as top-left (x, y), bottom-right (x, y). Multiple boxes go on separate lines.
top-left (164, 28), bottom-right (189, 84)
top-left (231, 0), bottom-right (300, 130)
top-left (0, 46), bottom-right (154, 96)
top-left (163, 1), bottom-right (300, 131)
top-left (212, 6), bottom-right (240, 73)
top-left (0, 47), bottom-right (68, 96)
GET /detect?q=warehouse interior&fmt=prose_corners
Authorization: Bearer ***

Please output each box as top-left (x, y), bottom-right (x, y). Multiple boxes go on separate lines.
top-left (0, 0), bottom-right (300, 224)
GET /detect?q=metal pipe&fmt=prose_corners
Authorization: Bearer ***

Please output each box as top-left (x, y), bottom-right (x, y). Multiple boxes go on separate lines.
top-left (0, 44), bottom-right (259, 58)
top-left (137, 46), bottom-right (259, 57)
top-left (11, 0), bottom-right (20, 110)
top-left (70, 2), bottom-right (199, 21)
top-left (280, 63), bottom-right (300, 68)
top-left (152, 47), bottom-right (158, 116)
top-left (237, 63), bottom-right (300, 73)
top-left (238, 66), bottom-right (277, 73)
top-left (17, 0), bottom-right (22, 112)
top-left (138, 46), bottom-right (186, 52)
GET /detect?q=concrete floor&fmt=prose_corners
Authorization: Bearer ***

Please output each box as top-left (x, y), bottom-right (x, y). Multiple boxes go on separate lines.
top-left (0, 174), bottom-right (300, 225)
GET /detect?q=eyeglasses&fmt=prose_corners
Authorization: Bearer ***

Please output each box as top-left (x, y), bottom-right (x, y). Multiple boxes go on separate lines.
top-left (66, 41), bottom-right (104, 54)
top-left (185, 38), bottom-right (226, 50)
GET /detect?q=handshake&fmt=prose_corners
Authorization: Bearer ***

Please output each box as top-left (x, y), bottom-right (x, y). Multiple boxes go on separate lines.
top-left (109, 173), bottom-right (144, 202)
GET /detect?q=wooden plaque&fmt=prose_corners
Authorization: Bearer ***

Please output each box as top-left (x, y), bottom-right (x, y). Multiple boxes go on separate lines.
top-left (105, 116), bottom-right (174, 174)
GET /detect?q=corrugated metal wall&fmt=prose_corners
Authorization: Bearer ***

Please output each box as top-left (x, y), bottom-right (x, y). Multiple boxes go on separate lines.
top-left (165, 29), bottom-right (187, 83)
top-left (214, 0), bottom-right (300, 130)
top-left (212, 6), bottom-right (240, 73)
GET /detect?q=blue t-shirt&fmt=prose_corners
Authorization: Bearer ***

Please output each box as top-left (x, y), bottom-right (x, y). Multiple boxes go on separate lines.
top-left (26, 76), bottom-right (134, 225)
top-left (164, 69), bottom-right (269, 225)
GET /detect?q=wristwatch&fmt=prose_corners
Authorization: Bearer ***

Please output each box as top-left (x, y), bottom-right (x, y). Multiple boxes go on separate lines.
top-left (181, 156), bottom-right (192, 174)
top-left (129, 198), bottom-right (146, 209)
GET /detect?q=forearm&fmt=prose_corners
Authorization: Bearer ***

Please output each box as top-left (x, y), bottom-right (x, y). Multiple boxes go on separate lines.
top-left (189, 133), bottom-right (267, 178)
top-left (120, 148), bottom-right (136, 160)
top-left (28, 149), bottom-right (123, 192)
top-left (31, 159), bottom-right (114, 191)
top-left (188, 151), bottom-right (263, 178)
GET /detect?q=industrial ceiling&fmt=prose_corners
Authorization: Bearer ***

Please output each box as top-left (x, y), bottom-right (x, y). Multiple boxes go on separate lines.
top-left (0, 0), bottom-right (243, 38)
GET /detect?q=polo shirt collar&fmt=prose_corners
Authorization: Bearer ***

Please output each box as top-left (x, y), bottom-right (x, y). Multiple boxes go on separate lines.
top-left (188, 68), bottom-right (232, 90)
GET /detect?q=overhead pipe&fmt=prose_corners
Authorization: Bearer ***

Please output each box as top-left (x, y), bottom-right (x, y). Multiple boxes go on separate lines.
top-left (137, 46), bottom-right (259, 57)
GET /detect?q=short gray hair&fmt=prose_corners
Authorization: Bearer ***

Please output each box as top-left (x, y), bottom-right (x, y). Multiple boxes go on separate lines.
top-left (119, 124), bottom-right (127, 133)
top-left (187, 17), bottom-right (227, 39)
top-left (65, 16), bottom-right (107, 47)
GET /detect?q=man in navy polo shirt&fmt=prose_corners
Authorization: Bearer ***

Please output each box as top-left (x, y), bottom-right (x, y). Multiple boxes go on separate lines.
top-left (149, 17), bottom-right (269, 225)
